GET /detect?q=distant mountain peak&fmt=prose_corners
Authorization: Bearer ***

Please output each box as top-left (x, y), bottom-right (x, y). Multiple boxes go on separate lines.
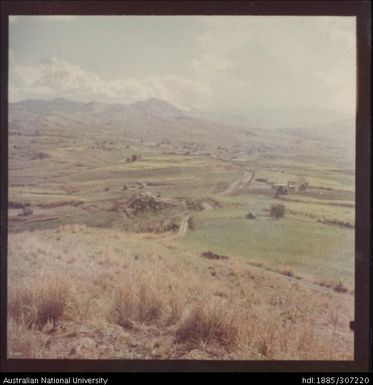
top-left (52, 97), bottom-right (70, 102)
top-left (133, 97), bottom-right (178, 107)
top-left (130, 97), bottom-right (184, 118)
top-left (14, 97), bottom-right (84, 114)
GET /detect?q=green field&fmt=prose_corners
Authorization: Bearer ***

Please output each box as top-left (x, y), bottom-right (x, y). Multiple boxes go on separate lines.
top-left (9, 130), bottom-right (355, 288)
top-left (179, 198), bottom-right (354, 286)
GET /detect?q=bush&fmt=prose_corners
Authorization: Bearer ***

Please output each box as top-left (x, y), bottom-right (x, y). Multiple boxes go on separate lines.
top-left (188, 216), bottom-right (196, 231)
top-left (334, 281), bottom-right (348, 293)
top-left (22, 207), bottom-right (33, 216)
top-left (200, 251), bottom-right (229, 260)
top-left (270, 203), bottom-right (285, 219)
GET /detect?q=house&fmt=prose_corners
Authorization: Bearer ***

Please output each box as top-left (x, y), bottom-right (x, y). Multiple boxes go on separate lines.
top-left (287, 181), bottom-right (297, 192)
top-left (272, 183), bottom-right (288, 195)
top-left (298, 182), bottom-right (309, 191)
top-left (246, 212), bottom-right (256, 219)
top-left (255, 177), bottom-right (267, 183)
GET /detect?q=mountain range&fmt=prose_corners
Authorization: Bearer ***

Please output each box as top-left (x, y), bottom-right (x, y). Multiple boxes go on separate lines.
top-left (9, 97), bottom-right (355, 160)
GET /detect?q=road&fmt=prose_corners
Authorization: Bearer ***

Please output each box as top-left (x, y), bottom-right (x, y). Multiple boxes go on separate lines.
top-left (176, 214), bottom-right (192, 237)
top-left (177, 167), bottom-right (255, 237)
top-left (177, 167), bottom-right (255, 238)
top-left (176, 202), bottom-right (213, 238)
top-left (220, 169), bottom-right (255, 195)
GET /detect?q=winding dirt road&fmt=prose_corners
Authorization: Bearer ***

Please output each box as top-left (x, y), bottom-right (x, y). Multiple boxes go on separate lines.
top-left (177, 214), bottom-right (192, 237)
top-left (176, 167), bottom-right (255, 238)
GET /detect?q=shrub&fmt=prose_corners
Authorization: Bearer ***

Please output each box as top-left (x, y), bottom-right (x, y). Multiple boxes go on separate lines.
top-left (201, 251), bottom-right (229, 260)
top-left (188, 216), bottom-right (196, 231)
top-left (334, 281), bottom-right (348, 293)
top-left (22, 206), bottom-right (33, 216)
top-left (270, 203), bottom-right (285, 219)
top-left (280, 270), bottom-right (294, 278)
top-left (317, 217), bottom-right (354, 228)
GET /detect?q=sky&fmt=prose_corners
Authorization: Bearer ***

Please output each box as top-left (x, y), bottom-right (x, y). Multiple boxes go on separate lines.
top-left (9, 15), bottom-right (356, 115)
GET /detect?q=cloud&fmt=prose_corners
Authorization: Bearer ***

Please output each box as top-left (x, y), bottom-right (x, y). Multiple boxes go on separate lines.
top-left (191, 16), bottom-right (356, 113)
top-left (9, 57), bottom-right (212, 109)
top-left (9, 16), bottom-right (356, 115)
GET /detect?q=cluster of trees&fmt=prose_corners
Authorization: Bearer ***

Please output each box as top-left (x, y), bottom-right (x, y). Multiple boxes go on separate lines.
top-left (126, 154), bottom-right (139, 163)
top-left (270, 203), bottom-right (285, 219)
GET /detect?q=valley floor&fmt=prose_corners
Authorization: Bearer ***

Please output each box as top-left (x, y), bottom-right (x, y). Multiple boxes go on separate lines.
top-left (7, 127), bottom-right (355, 360)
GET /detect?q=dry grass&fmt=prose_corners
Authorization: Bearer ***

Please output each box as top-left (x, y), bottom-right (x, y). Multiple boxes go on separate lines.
top-left (110, 279), bottom-right (165, 327)
top-left (7, 225), bottom-right (354, 360)
top-left (8, 276), bottom-right (71, 329)
top-left (176, 300), bottom-right (239, 349)
top-left (7, 320), bottom-right (48, 358)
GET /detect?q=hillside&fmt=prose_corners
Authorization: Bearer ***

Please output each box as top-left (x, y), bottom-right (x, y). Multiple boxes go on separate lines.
top-left (8, 225), bottom-right (353, 359)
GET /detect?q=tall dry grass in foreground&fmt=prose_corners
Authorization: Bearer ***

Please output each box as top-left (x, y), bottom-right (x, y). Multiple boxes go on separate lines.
top-left (8, 225), bottom-right (354, 360)
top-left (8, 276), bottom-right (71, 329)
top-left (175, 301), bottom-right (240, 349)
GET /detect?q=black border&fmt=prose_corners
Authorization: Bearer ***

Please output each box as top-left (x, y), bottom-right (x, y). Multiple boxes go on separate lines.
top-left (0, 0), bottom-right (371, 373)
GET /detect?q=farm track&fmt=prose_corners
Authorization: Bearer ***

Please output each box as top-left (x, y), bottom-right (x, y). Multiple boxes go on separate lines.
top-left (11, 216), bottom-right (60, 230)
top-left (176, 166), bottom-right (255, 238)
top-left (176, 214), bottom-right (192, 237)
top-left (245, 261), bottom-right (353, 297)
top-left (176, 202), bottom-right (214, 238)
top-left (220, 169), bottom-right (255, 195)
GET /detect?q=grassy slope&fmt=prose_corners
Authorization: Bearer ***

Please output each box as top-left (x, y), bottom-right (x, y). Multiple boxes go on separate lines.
top-left (7, 225), bottom-right (353, 360)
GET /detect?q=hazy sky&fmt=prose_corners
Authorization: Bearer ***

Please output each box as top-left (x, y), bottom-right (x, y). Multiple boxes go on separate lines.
top-left (9, 15), bottom-right (356, 114)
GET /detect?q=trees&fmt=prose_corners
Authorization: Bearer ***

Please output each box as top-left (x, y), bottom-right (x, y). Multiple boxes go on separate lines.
top-left (126, 154), bottom-right (139, 162)
top-left (270, 203), bottom-right (285, 219)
